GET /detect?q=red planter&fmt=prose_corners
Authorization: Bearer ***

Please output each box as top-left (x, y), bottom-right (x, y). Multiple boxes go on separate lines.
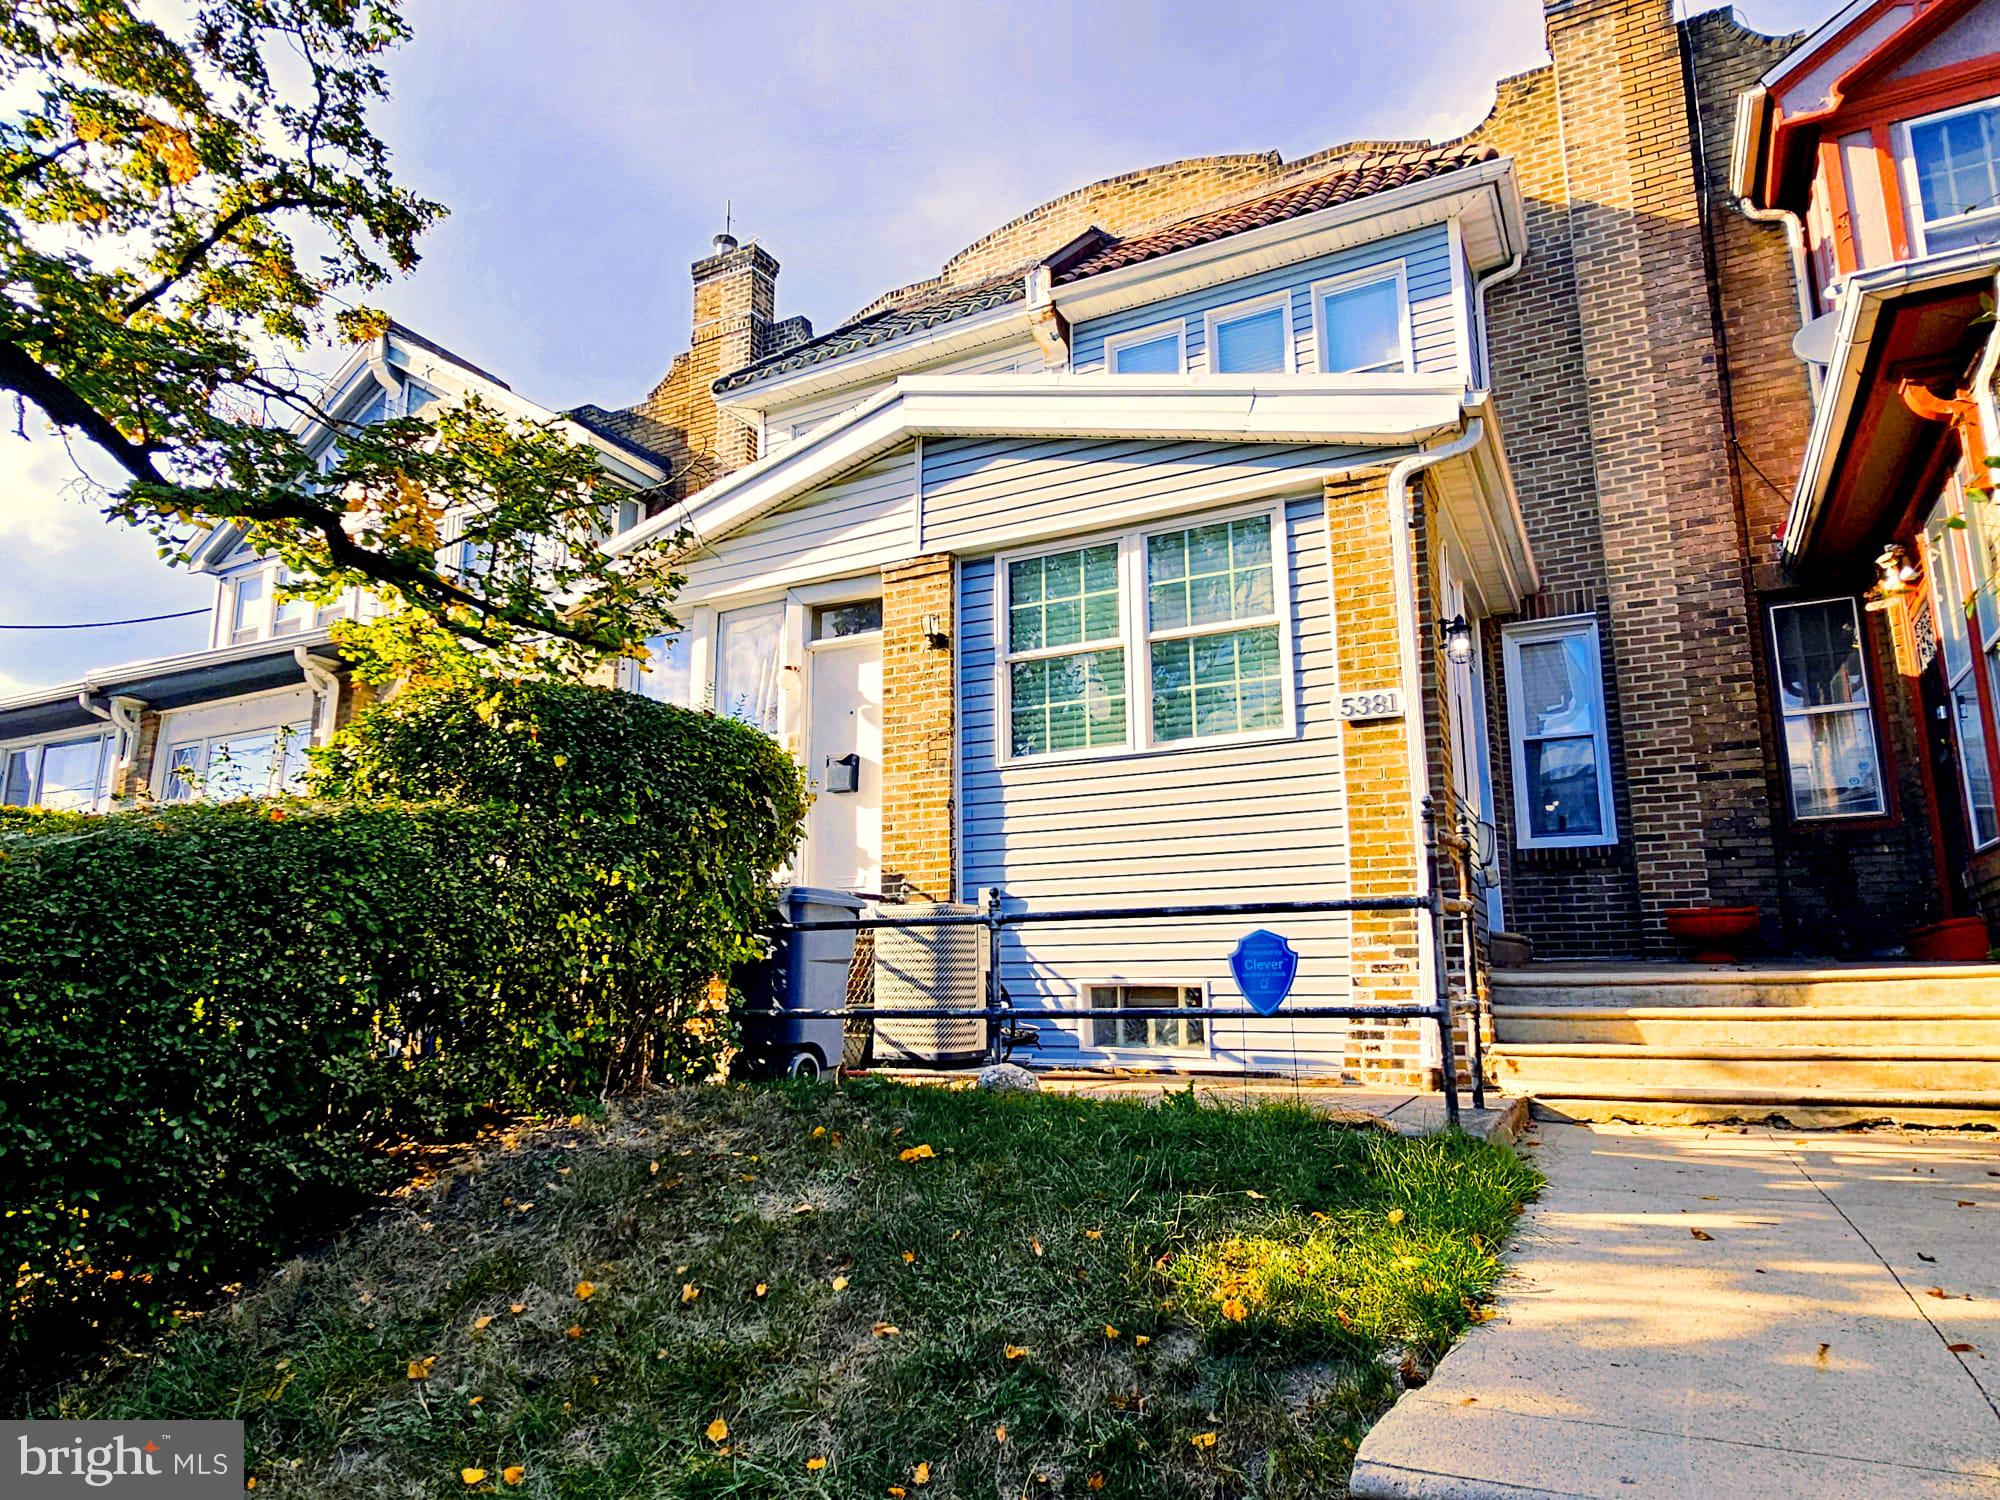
top-left (1907, 917), bottom-right (1992, 963)
top-left (1664, 906), bottom-right (1761, 964)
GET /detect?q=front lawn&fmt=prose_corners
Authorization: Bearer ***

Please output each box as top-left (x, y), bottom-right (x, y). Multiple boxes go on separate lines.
top-left (52, 1081), bottom-right (1538, 1498)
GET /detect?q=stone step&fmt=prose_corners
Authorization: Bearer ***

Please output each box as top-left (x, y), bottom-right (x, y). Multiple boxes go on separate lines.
top-left (1491, 1044), bottom-right (2000, 1097)
top-left (1492, 1004), bottom-right (2000, 1047)
top-left (1489, 963), bottom-right (2000, 1009)
top-left (1526, 1093), bottom-right (2000, 1129)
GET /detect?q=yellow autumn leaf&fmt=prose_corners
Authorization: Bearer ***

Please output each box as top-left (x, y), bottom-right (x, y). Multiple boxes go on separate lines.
top-left (831, 1275), bottom-right (850, 1292)
top-left (1088, 1476), bottom-right (1106, 1491)
top-left (509, 1303), bottom-right (527, 1315)
top-left (706, 1418), bottom-right (729, 1443)
top-left (1003, 1343), bottom-right (1030, 1361)
top-left (912, 1461), bottom-right (931, 1486)
top-left (682, 1283), bottom-right (699, 1305)
top-left (1387, 1208), bottom-right (1405, 1225)
top-left (753, 1282), bottom-right (768, 1299)
top-left (898, 1144), bottom-right (935, 1162)
top-left (1134, 1334), bottom-right (1151, 1348)
top-left (873, 1321), bottom-right (900, 1337)
top-left (461, 1469), bottom-right (487, 1485)
top-left (564, 1325), bottom-right (582, 1340)
top-left (502, 1468), bottom-right (526, 1487)
top-left (888, 1489), bottom-right (906, 1498)
top-left (467, 1396), bottom-right (483, 1407)
top-left (575, 1280), bottom-right (596, 1300)
top-left (1085, 1229), bottom-right (1102, 1240)
top-left (407, 1357), bottom-right (436, 1380)
top-left (1221, 1298), bottom-right (1248, 1322)
top-left (1030, 1237), bottom-right (1043, 1256)
top-left (812, 1125), bottom-right (827, 1139)
top-left (472, 1315), bottom-right (494, 1331)
top-left (1104, 1324), bottom-right (1120, 1339)
top-left (807, 1457), bottom-right (827, 1471)
top-left (902, 1251), bottom-right (916, 1264)
top-left (994, 1424), bottom-right (1008, 1443)
top-left (1191, 1432), bottom-right (1218, 1450)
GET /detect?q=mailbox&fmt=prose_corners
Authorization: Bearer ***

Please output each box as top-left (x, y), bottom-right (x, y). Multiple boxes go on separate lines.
top-left (824, 752), bottom-right (860, 794)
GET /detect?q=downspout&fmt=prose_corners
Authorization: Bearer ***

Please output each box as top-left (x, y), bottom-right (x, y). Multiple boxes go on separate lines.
top-left (294, 647), bottom-right (342, 747)
top-left (1737, 195), bottom-right (1822, 403)
top-left (1470, 251), bottom-right (1523, 391)
top-left (1384, 416), bottom-right (1486, 1075)
top-left (76, 691), bottom-right (146, 803)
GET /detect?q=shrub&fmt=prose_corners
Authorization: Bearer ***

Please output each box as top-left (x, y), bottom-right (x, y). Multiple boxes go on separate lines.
top-left (312, 679), bottom-right (808, 1093)
top-left (0, 681), bottom-right (804, 1379)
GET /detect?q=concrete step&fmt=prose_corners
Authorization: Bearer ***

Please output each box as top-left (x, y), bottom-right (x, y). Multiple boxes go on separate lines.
top-left (1490, 963), bottom-right (2000, 1008)
top-left (1527, 1093), bottom-right (2000, 1129)
top-left (1492, 1044), bottom-right (2000, 1097)
top-left (1493, 1004), bottom-right (2000, 1047)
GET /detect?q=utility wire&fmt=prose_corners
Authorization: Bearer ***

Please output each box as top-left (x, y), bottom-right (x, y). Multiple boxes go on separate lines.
top-left (0, 607), bottom-right (207, 631)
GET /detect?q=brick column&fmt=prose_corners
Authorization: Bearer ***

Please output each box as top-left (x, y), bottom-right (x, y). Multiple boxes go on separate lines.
top-left (1325, 469), bottom-right (1433, 1089)
top-left (880, 554), bottom-right (955, 903)
top-left (112, 708), bottom-right (161, 801)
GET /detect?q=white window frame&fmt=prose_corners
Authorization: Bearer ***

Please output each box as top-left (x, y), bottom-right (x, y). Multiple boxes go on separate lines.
top-left (1501, 615), bottom-right (1619, 850)
top-left (1310, 261), bottom-right (1413, 375)
top-left (992, 501), bottom-right (1297, 767)
top-left (1766, 596), bottom-right (1889, 824)
top-left (1102, 318), bottom-right (1188, 376)
top-left (1080, 980), bottom-right (1215, 1061)
top-left (1202, 290), bottom-right (1295, 375)
top-left (225, 567), bottom-right (272, 646)
top-left (1897, 93), bottom-right (2000, 257)
top-left (1, 729), bottom-right (117, 812)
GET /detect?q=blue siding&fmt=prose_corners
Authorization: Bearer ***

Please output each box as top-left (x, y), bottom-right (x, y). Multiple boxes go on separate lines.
top-left (958, 494), bottom-right (1355, 1069)
top-left (1070, 224), bottom-right (1460, 377)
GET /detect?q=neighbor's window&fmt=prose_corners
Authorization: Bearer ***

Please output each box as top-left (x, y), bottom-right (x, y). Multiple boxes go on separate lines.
top-left (716, 602), bottom-right (785, 736)
top-left (1768, 598), bottom-right (1886, 821)
top-left (229, 569), bottom-right (266, 644)
top-left (1502, 616), bottom-right (1617, 848)
top-left (1088, 984), bottom-right (1206, 1052)
top-left (1906, 97), bottom-right (2000, 255)
top-left (1005, 543), bottom-right (1127, 758)
top-left (636, 630), bottom-right (694, 706)
top-left (1, 732), bottom-right (114, 812)
top-left (1316, 266), bottom-right (1409, 374)
top-left (1147, 515), bottom-right (1282, 742)
top-left (1206, 295), bottom-right (1291, 374)
top-left (162, 724), bottom-right (310, 802)
top-left (1105, 322), bottom-right (1185, 375)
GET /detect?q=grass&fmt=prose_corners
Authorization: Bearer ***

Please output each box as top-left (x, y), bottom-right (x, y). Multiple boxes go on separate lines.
top-left (50, 1080), bottom-right (1540, 1498)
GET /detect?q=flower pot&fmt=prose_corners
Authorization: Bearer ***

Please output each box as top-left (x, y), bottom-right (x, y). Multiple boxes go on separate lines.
top-left (1664, 905), bottom-right (1760, 964)
top-left (1907, 916), bottom-right (1992, 963)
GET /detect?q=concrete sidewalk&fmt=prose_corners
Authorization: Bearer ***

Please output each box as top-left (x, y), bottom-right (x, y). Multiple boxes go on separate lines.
top-left (1352, 1122), bottom-right (2000, 1498)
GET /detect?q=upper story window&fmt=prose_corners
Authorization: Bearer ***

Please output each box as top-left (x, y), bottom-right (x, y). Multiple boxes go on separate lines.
top-left (1767, 598), bottom-right (1886, 822)
top-left (1205, 293), bottom-right (1293, 374)
top-left (1104, 321), bottom-right (1186, 375)
top-left (229, 570), bottom-right (266, 645)
top-left (1905, 96), bottom-right (2000, 256)
top-left (1314, 265), bottom-right (1411, 374)
top-left (1501, 616), bottom-right (1618, 849)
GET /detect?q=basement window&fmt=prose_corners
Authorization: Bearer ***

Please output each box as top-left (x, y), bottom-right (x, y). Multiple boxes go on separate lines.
top-left (1502, 616), bottom-right (1618, 849)
top-left (1088, 984), bottom-right (1207, 1052)
top-left (1768, 598), bottom-right (1886, 822)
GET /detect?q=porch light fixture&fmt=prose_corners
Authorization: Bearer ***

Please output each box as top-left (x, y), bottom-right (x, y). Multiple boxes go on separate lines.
top-left (921, 612), bottom-right (949, 650)
top-left (1439, 613), bottom-right (1475, 665)
top-left (1874, 544), bottom-right (1918, 598)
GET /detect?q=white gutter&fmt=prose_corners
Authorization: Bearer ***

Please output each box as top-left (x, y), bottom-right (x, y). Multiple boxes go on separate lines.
top-left (1384, 418), bottom-right (1487, 1075)
top-left (1731, 87), bottom-right (1823, 401)
top-left (0, 629), bottom-right (337, 717)
top-left (1470, 253), bottom-right (1523, 391)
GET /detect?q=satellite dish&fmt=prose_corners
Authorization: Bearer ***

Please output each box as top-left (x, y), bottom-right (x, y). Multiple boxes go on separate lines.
top-left (1792, 309), bottom-right (1840, 366)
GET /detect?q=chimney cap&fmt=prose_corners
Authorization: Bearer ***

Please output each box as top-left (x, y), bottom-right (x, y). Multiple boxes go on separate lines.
top-left (712, 230), bottom-right (739, 253)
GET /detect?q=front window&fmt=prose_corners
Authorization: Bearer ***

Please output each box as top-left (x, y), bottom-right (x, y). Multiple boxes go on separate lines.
top-left (1502, 616), bottom-right (1618, 848)
top-left (1768, 599), bottom-right (1886, 820)
top-left (1088, 984), bottom-right (1206, 1053)
top-left (1146, 516), bottom-right (1281, 742)
top-left (160, 723), bottom-right (309, 802)
top-left (715, 603), bottom-right (784, 736)
top-left (1105, 323), bottom-right (1185, 375)
top-left (636, 631), bottom-right (693, 706)
top-left (1316, 267), bottom-right (1409, 374)
top-left (1005, 544), bottom-right (1127, 758)
top-left (1, 733), bottom-right (114, 811)
top-left (1907, 97), bottom-right (2000, 255)
top-left (1206, 295), bottom-right (1291, 374)
top-left (230, 570), bottom-right (267, 644)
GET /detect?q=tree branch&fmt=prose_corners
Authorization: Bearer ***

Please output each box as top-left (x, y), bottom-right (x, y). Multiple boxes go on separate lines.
top-left (122, 191), bottom-right (342, 318)
top-left (0, 337), bottom-right (167, 485)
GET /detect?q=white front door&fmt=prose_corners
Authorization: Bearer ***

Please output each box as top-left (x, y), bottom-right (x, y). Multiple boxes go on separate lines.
top-left (803, 602), bottom-right (883, 892)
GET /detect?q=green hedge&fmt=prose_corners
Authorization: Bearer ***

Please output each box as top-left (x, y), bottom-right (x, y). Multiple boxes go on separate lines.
top-left (0, 682), bottom-right (805, 1375)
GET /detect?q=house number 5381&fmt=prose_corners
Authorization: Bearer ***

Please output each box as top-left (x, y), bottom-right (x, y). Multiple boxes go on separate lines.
top-left (1338, 689), bottom-right (1404, 723)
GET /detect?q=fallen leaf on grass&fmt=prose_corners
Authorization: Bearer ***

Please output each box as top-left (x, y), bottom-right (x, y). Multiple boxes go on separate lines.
top-left (1220, 1298), bottom-right (1247, 1322)
top-left (812, 1125), bottom-right (827, 1139)
top-left (888, 1490), bottom-right (906, 1498)
top-left (461, 1470), bottom-right (486, 1486)
top-left (1244, 1190), bottom-right (1267, 1201)
top-left (807, 1457), bottom-right (827, 1471)
top-left (902, 1251), bottom-right (916, 1264)
top-left (1088, 1477), bottom-right (1105, 1491)
top-left (502, 1468), bottom-right (525, 1487)
top-left (831, 1276), bottom-right (849, 1292)
top-left (1386, 1207), bottom-right (1404, 1224)
top-left (899, 1144), bottom-right (935, 1162)
top-left (681, 1283), bottom-right (699, 1305)
top-left (1085, 1228), bottom-right (1102, 1240)
top-left (1030, 1238), bottom-right (1044, 1257)
top-left (912, 1461), bottom-right (931, 1485)
top-left (564, 1325), bottom-right (582, 1340)
top-left (574, 1281), bottom-right (595, 1300)
top-left (407, 1357), bottom-right (436, 1380)
top-left (994, 1424), bottom-right (1007, 1443)
top-left (1133, 1334), bottom-right (1151, 1348)
top-left (467, 1396), bottom-right (483, 1407)
top-left (1190, 1432), bottom-right (1218, 1450)
top-left (1004, 1344), bottom-right (1030, 1361)
top-left (1689, 1228), bottom-right (1714, 1241)
top-left (649, 1161), bottom-right (660, 1175)
top-left (706, 1419), bottom-right (729, 1443)
top-left (873, 1322), bottom-right (900, 1337)
top-left (1104, 1324), bottom-right (1120, 1339)
top-left (472, 1316), bottom-right (494, 1331)
top-left (753, 1283), bottom-right (768, 1300)
top-left (508, 1303), bottom-right (526, 1316)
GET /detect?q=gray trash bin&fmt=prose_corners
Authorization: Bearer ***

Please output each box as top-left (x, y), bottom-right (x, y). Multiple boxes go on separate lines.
top-left (740, 887), bottom-right (862, 1079)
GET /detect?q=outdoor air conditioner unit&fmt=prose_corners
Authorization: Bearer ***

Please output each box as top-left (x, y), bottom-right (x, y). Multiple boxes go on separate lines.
top-left (872, 902), bottom-right (988, 1065)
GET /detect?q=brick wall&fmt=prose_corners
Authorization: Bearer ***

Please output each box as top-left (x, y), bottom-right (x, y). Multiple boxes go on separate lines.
top-left (879, 554), bottom-right (956, 903)
top-left (113, 708), bottom-right (161, 801)
top-left (1325, 468), bottom-right (1434, 1089)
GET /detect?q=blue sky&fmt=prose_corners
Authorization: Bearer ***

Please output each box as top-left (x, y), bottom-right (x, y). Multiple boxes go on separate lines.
top-left (0, 0), bottom-right (1832, 693)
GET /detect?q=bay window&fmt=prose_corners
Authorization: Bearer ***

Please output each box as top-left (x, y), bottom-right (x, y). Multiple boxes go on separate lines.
top-left (997, 507), bottom-right (1293, 763)
top-left (1, 732), bottom-right (115, 811)
top-left (1768, 598), bottom-right (1887, 821)
top-left (162, 722), bottom-right (310, 802)
top-left (1502, 616), bottom-right (1618, 848)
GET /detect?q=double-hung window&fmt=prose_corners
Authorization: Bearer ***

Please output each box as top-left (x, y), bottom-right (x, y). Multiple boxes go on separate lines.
top-left (999, 507), bottom-right (1291, 763)
top-left (1104, 321), bottom-right (1185, 375)
top-left (1904, 97), bottom-right (2000, 256)
top-left (1004, 544), bottom-right (1127, 758)
top-left (1502, 617), bottom-right (1617, 848)
top-left (1314, 265), bottom-right (1411, 374)
top-left (1146, 517), bottom-right (1282, 742)
top-left (1768, 598), bottom-right (1887, 821)
top-left (1205, 293), bottom-right (1292, 374)
top-left (229, 570), bottom-right (267, 644)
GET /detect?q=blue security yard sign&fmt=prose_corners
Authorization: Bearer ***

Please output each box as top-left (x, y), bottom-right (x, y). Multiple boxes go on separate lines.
top-left (1230, 929), bottom-right (1299, 1016)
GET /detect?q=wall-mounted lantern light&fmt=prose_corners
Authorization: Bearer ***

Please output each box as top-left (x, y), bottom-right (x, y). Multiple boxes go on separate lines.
top-left (1874, 544), bottom-right (1918, 598)
top-left (1439, 613), bottom-right (1475, 665)
top-left (921, 612), bottom-right (950, 650)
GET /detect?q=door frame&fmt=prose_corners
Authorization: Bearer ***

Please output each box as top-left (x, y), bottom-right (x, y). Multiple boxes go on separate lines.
top-left (797, 574), bottom-right (886, 892)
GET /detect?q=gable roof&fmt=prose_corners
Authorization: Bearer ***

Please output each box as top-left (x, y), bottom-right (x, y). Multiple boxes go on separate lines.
top-left (711, 143), bottom-right (1497, 398)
